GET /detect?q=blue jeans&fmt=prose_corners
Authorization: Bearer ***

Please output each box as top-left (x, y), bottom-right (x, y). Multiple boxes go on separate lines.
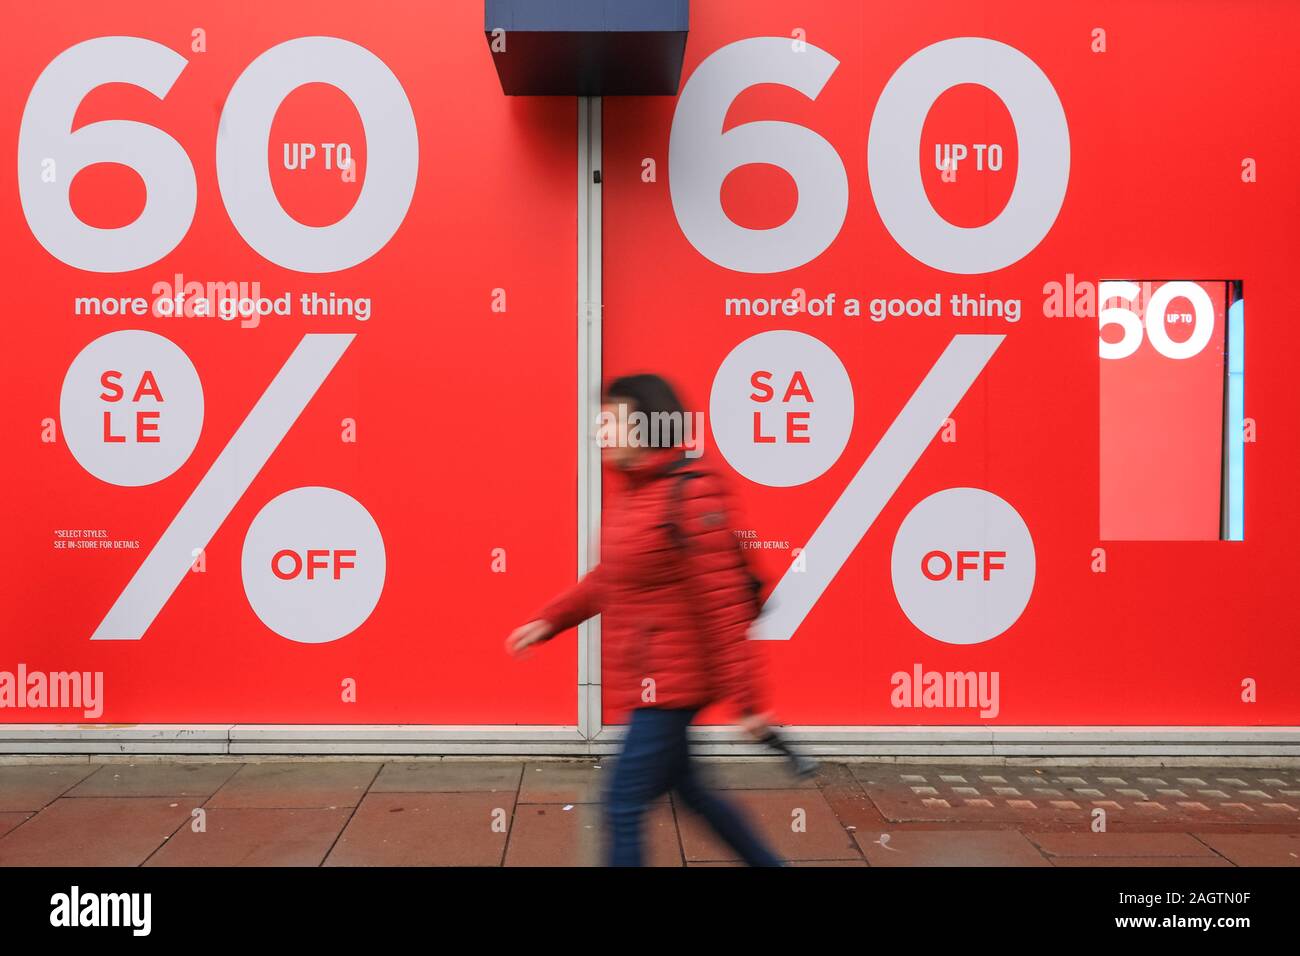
top-left (604, 706), bottom-right (783, 867)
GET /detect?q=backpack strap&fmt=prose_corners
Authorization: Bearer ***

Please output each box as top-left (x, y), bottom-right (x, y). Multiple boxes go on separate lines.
top-left (659, 456), bottom-right (697, 550)
top-left (661, 461), bottom-right (765, 616)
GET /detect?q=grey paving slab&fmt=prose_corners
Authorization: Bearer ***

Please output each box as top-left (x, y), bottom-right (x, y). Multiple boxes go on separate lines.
top-left (689, 859), bottom-right (868, 867)
top-left (695, 759), bottom-right (819, 790)
top-left (687, 860), bottom-right (743, 867)
top-left (854, 828), bottom-right (1052, 867)
top-left (517, 760), bottom-right (665, 804)
top-left (0, 798), bottom-right (192, 866)
top-left (324, 792), bottom-right (510, 866)
top-left (1025, 830), bottom-right (1220, 859)
top-left (371, 760), bottom-right (522, 794)
top-left (67, 762), bottom-right (241, 798)
top-left (144, 808), bottom-right (353, 867)
top-left (208, 762), bottom-right (381, 809)
top-left (1192, 832), bottom-right (1300, 866)
top-left (504, 802), bottom-right (680, 867)
top-left (787, 858), bottom-right (868, 866)
top-left (0, 764), bottom-right (99, 811)
top-left (0, 812), bottom-right (32, 839)
top-left (1051, 856), bottom-right (1234, 867)
top-left (676, 788), bottom-right (860, 863)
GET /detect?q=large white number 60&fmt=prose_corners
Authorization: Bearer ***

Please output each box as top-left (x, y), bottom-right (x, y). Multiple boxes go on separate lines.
top-left (670, 36), bottom-right (1070, 276)
top-left (19, 35), bottom-right (418, 274)
top-left (1099, 280), bottom-right (1215, 360)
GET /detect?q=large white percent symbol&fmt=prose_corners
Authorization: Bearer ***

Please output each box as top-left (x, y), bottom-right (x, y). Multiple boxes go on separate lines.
top-left (92, 335), bottom-right (352, 640)
top-left (11, 35), bottom-right (409, 638)
top-left (670, 37), bottom-right (1064, 637)
top-left (752, 335), bottom-right (1003, 641)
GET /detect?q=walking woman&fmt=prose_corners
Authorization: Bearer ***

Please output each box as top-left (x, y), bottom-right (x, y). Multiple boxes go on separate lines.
top-left (505, 374), bottom-right (783, 867)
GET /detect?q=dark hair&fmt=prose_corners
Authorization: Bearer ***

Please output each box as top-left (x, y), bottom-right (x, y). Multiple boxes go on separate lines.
top-left (604, 373), bottom-right (687, 449)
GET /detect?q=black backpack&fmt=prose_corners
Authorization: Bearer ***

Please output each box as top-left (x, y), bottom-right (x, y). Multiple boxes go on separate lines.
top-left (661, 461), bottom-right (766, 619)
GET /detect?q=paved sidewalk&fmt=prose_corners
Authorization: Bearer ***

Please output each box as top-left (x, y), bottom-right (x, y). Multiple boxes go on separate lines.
top-left (0, 758), bottom-right (1297, 866)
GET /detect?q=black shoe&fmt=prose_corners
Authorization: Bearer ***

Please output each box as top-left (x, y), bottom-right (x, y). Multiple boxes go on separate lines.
top-left (761, 729), bottom-right (819, 778)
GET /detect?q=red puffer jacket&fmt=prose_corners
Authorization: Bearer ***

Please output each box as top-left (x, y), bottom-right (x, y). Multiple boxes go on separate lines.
top-left (534, 448), bottom-right (770, 721)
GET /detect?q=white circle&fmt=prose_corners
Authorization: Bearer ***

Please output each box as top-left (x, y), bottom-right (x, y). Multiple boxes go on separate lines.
top-left (709, 330), bottom-right (853, 486)
top-left (60, 329), bottom-right (203, 486)
top-left (242, 487), bottom-right (386, 644)
top-left (891, 487), bottom-right (1035, 645)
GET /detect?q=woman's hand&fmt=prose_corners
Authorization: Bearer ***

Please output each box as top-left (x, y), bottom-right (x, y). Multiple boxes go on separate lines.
top-left (737, 710), bottom-right (774, 741)
top-left (505, 619), bottom-right (553, 657)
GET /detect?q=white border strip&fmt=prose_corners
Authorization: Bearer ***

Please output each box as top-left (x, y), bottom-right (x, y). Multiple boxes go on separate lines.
top-left (576, 95), bottom-right (603, 740)
top-left (1, 725), bottom-right (1296, 757)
